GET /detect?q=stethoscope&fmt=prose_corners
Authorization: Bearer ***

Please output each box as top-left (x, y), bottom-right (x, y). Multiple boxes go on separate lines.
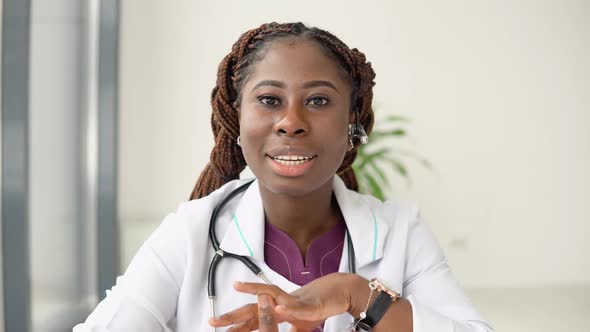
top-left (207, 179), bottom-right (357, 330)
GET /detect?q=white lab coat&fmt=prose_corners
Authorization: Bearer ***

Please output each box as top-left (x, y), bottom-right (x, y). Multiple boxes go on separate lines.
top-left (74, 176), bottom-right (494, 332)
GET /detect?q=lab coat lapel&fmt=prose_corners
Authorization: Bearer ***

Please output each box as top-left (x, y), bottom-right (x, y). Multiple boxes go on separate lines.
top-left (219, 179), bottom-right (266, 263)
top-left (332, 176), bottom-right (389, 269)
top-left (218, 176), bottom-right (390, 272)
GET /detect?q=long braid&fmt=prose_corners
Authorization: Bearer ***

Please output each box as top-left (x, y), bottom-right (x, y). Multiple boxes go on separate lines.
top-left (190, 22), bottom-right (375, 199)
top-left (306, 31), bottom-right (375, 191)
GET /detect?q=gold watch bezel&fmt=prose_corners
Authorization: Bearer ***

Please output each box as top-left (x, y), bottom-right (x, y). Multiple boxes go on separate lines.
top-left (369, 278), bottom-right (400, 301)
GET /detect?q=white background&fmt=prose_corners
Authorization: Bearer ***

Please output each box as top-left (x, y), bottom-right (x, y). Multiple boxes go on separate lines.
top-left (6, 1), bottom-right (586, 331)
top-left (118, 0), bottom-right (590, 290)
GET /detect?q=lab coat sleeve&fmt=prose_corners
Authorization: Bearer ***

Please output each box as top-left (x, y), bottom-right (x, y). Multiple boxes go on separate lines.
top-left (73, 210), bottom-right (188, 332)
top-left (402, 209), bottom-right (494, 332)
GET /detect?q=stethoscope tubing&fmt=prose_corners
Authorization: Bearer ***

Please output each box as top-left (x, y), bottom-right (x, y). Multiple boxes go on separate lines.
top-left (208, 180), bottom-right (261, 299)
top-left (206, 179), bottom-right (356, 331)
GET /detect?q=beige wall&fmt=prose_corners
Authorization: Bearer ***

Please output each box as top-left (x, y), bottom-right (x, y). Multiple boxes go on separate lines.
top-left (119, 0), bottom-right (590, 289)
top-left (0, 1), bottom-right (3, 329)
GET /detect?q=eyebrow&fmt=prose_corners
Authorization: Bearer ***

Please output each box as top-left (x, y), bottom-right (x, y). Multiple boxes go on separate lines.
top-left (250, 80), bottom-right (339, 92)
top-left (251, 80), bottom-right (285, 91)
top-left (302, 80), bottom-right (338, 92)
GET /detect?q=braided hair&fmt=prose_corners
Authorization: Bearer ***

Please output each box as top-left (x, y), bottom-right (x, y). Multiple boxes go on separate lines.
top-left (190, 22), bottom-right (375, 200)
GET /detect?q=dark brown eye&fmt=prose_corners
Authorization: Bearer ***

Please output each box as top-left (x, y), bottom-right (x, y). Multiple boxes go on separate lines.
top-left (257, 96), bottom-right (281, 106)
top-left (306, 96), bottom-right (329, 106)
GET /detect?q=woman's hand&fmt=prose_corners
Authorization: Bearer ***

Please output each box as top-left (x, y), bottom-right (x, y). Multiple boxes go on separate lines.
top-left (209, 273), bottom-right (364, 331)
top-left (208, 294), bottom-right (279, 332)
top-left (258, 295), bottom-right (279, 332)
top-left (208, 284), bottom-right (323, 332)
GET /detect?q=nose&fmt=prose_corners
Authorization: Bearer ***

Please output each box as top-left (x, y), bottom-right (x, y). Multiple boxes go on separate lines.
top-left (273, 104), bottom-right (309, 136)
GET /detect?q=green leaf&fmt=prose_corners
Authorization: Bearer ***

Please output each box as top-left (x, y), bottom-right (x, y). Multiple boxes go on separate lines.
top-left (384, 157), bottom-right (408, 178)
top-left (365, 172), bottom-right (385, 201)
top-left (352, 112), bottom-right (431, 195)
top-left (369, 128), bottom-right (407, 141)
top-left (367, 159), bottom-right (389, 188)
top-left (355, 147), bottom-right (368, 159)
top-left (389, 129), bottom-right (406, 136)
top-left (390, 148), bottom-right (433, 170)
top-left (384, 115), bottom-right (409, 123)
top-left (354, 166), bottom-right (369, 195)
top-left (354, 147), bottom-right (391, 170)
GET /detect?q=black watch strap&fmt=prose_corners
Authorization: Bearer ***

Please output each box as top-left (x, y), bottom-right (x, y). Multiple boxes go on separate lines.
top-left (353, 278), bottom-right (400, 331)
top-left (357, 290), bottom-right (394, 330)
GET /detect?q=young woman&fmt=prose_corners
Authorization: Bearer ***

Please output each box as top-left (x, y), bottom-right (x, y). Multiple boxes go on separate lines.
top-left (74, 22), bottom-right (493, 332)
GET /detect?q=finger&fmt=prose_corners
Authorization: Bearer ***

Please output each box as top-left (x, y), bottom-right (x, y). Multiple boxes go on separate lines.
top-left (257, 294), bottom-right (279, 332)
top-left (276, 304), bottom-right (326, 332)
top-left (208, 303), bottom-right (257, 327)
top-left (225, 319), bottom-right (258, 332)
top-left (288, 324), bottom-right (319, 332)
top-left (234, 281), bottom-right (286, 298)
top-left (275, 304), bottom-right (319, 321)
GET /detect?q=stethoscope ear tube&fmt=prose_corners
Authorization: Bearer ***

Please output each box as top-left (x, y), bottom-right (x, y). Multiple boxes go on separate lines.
top-left (207, 180), bottom-right (257, 305)
top-left (208, 180), bottom-right (256, 252)
top-left (208, 252), bottom-right (222, 299)
top-left (207, 249), bottom-right (267, 298)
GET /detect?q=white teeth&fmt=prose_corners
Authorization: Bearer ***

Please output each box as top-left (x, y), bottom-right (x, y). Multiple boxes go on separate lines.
top-left (273, 155), bottom-right (312, 161)
top-left (273, 159), bottom-right (310, 166)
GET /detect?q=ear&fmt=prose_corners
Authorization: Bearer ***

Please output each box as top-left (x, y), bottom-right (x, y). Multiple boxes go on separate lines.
top-left (345, 108), bottom-right (354, 152)
top-left (234, 100), bottom-right (242, 122)
top-left (348, 107), bottom-right (355, 124)
top-left (346, 126), bottom-right (354, 153)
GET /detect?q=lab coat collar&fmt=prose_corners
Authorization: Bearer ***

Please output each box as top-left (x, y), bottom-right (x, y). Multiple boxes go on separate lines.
top-left (331, 176), bottom-right (388, 268)
top-left (219, 176), bottom-right (389, 269)
top-left (219, 180), bottom-right (266, 262)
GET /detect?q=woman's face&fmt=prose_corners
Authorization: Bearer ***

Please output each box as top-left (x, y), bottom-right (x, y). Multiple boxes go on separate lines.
top-left (238, 39), bottom-right (353, 197)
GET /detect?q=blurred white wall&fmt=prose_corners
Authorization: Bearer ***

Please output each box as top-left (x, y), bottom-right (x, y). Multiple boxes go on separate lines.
top-left (0, 1), bottom-right (4, 329)
top-left (119, 0), bottom-right (590, 289)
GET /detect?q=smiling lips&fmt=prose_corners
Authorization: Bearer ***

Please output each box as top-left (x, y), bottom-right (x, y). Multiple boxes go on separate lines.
top-left (266, 154), bottom-right (317, 177)
top-left (270, 155), bottom-right (314, 165)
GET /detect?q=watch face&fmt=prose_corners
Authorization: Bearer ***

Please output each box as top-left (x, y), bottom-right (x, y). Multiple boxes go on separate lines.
top-left (370, 278), bottom-right (400, 299)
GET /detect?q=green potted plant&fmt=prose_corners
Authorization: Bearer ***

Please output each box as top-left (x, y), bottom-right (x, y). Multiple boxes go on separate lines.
top-left (352, 114), bottom-right (431, 201)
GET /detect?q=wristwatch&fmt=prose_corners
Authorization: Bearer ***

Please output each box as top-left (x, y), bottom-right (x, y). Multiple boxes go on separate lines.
top-left (355, 278), bottom-right (400, 331)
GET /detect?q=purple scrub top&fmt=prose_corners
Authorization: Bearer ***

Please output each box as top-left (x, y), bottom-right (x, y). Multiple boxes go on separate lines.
top-left (264, 221), bottom-right (346, 286)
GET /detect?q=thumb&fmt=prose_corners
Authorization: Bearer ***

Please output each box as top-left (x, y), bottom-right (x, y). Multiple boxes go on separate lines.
top-left (258, 294), bottom-right (279, 332)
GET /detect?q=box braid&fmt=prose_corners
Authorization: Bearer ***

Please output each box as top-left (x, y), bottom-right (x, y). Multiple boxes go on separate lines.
top-left (190, 22), bottom-right (375, 200)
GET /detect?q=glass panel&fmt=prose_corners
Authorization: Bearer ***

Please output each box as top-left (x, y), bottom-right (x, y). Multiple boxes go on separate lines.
top-left (0, 0), bottom-right (4, 329)
top-left (28, 1), bottom-right (97, 330)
